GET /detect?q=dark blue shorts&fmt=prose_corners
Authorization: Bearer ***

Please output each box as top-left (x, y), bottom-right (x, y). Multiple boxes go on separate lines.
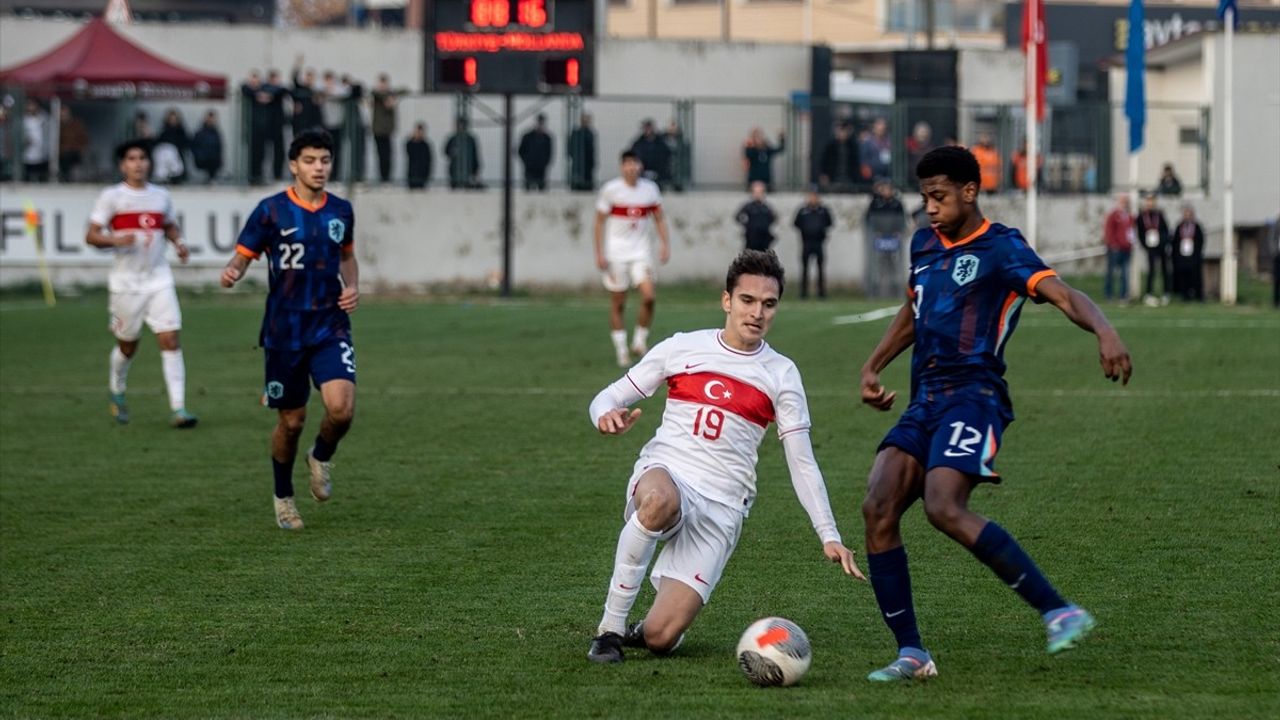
top-left (263, 337), bottom-right (357, 410)
top-left (878, 386), bottom-right (1013, 482)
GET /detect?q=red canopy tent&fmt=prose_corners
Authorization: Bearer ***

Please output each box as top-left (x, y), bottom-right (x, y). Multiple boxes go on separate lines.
top-left (0, 17), bottom-right (226, 100)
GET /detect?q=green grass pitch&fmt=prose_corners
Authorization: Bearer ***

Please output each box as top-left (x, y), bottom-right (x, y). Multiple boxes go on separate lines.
top-left (1, 283), bottom-right (1277, 718)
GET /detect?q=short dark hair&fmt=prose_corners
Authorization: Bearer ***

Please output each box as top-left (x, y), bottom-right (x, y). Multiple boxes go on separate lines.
top-left (289, 129), bottom-right (334, 160)
top-left (620, 150), bottom-right (639, 163)
top-left (115, 139), bottom-right (150, 162)
top-left (725, 249), bottom-right (785, 297)
top-left (915, 145), bottom-right (981, 187)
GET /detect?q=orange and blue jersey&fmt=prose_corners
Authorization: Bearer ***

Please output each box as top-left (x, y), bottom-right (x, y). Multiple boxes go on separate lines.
top-left (235, 188), bottom-right (355, 351)
top-left (905, 219), bottom-right (1056, 407)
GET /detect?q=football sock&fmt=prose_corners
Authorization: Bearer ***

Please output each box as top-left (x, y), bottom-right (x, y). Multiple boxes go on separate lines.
top-left (631, 326), bottom-right (650, 351)
top-left (160, 349), bottom-right (186, 411)
top-left (610, 330), bottom-right (628, 355)
top-left (598, 513), bottom-right (663, 636)
top-left (272, 457), bottom-right (295, 499)
top-left (312, 433), bottom-right (337, 462)
top-left (867, 546), bottom-right (924, 653)
top-left (109, 346), bottom-right (132, 395)
top-left (969, 521), bottom-right (1068, 615)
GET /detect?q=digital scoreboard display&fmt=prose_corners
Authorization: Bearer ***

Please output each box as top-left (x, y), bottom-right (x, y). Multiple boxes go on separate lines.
top-left (426, 0), bottom-right (595, 94)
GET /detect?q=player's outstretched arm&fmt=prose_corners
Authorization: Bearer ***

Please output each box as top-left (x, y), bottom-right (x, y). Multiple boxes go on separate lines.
top-left (85, 223), bottom-right (135, 249)
top-left (593, 211), bottom-right (608, 270)
top-left (859, 300), bottom-right (916, 411)
top-left (1035, 276), bottom-right (1133, 385)
top-left (588, 376), bottom-right (647, 435)
top-left (780, 431), bottom-right (866, 581)
top-left (163, 222), bottom-right (189, 264)
top-left (220, 253), bottom-right (251, 288)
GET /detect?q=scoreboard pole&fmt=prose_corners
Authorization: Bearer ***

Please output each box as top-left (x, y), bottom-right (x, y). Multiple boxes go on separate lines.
top-left (502, 93), bottom-right (515, 297)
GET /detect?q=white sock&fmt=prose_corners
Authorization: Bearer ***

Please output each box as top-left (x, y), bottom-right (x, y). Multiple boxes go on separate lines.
top-left (598, 513), bottom-right (663, 636)
top-left (631, 326), bottom-right (650, 351)
top-left (160, 349), bottom-right (186, 411)
top-left (109, 346), bottom-right (132, 395)
top-left (610, 330), bottom-right (628, 354)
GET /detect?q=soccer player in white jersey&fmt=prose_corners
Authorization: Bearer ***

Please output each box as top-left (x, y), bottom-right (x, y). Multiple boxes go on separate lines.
top-left (86, 140), bottom-right (197, 428)
top-left (586, 249), bottom-right (865, 663)
top-left (594, 150), bottom-right (671, 368)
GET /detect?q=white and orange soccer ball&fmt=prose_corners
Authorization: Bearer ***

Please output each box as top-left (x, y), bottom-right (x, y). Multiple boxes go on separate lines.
top-left (736, 617), bottom-right (812, 687)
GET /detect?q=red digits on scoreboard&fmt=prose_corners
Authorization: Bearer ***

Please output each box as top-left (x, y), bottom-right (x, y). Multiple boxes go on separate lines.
top-left (518, 0), bottom-right (547, 28)
top-left (471, 0), bottom-right (510, 27)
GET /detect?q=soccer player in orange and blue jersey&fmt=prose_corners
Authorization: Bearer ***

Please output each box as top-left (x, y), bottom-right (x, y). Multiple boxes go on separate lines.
top-left (221, 129), bottom-right (359, 530)
top-left (857, 146), bottom-right (1132, 681)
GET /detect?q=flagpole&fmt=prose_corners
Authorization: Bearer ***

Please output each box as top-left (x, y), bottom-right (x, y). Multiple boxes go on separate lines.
top-left (1129, 153), bottom-right (1141, 301)
top-left (1221, 9), bottom-right (1236, 305)
top-left (1125, 0), bottom-right (1146, 303)
top-left (1025, 0), bottom-right (1039, 249)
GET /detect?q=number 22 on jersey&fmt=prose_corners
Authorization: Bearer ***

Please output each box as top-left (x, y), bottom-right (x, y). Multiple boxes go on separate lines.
top-left (278, 242), bottom-right (305, 270)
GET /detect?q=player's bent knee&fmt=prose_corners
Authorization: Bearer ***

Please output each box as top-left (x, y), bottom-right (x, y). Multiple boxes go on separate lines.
top-left (923, 500), bottom-right (964, 534)
top-left (277, 411), bottom-right (307, 436)
top-left (643, 620), bottom-right (686, 654)
top-left (635, 489), bottom-right (679, 531)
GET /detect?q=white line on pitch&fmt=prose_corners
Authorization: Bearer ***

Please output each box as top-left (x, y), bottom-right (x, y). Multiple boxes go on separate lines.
top-left (831, 306), bottom-right (901, 325)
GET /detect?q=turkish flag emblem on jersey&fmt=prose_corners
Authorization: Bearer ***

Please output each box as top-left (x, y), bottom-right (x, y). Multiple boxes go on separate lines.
top-left (668, 372), bottom-right (775, 428)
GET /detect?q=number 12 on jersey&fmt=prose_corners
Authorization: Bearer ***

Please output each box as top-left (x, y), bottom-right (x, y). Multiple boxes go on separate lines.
top-left (692, 407), bottom-right (724, 441)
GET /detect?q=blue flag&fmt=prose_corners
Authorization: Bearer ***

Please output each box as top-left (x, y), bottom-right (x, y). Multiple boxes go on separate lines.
top-left (1125, 0), bottom-right (1146, 153)
top-left (1218, 0), bottom-right (1240, 28)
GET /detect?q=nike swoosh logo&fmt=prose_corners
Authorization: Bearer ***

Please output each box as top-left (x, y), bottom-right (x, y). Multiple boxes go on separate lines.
top-left (1009, 573), bottom-right (1026, 590)
top-left (912, 264), bottom-right (930, 275)
top-left (943, 448), bottom-right (973, 457)
top-left (684, 363), bottom-right (704, 370)
top-left (693, 573), bottom-right (710, 586)
top-left (618, 583), bottom-right (638, 591)
top-left (280, 227), bottom-right (299, 237)
top-left (885, 609), bottom-right (907, 618)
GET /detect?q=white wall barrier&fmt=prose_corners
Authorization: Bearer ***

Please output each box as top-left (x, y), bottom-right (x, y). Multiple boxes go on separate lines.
top-left (2, 185), bottom-right (1199, 291)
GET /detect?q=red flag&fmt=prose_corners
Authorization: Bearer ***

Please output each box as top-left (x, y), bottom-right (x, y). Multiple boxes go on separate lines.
top-left (1021, 0), bottom-right (1047, 120)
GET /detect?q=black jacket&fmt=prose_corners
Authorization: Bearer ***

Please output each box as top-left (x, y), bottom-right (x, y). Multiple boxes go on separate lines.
top-left (406, 138), bottom-right (433, 184)
top-left (794, 204), bottom-right (833, 242)
top-left (736, 200), bottom-right (776, 250)
top-left (191, 126), bottom-right (222, 173)
top-left (518, 129), bottom-right (553, 176)
top-left (1135, 209), bottom-right (1170, 252)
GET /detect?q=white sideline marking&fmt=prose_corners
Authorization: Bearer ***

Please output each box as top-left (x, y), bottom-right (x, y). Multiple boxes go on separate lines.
top-left (832, 306), bottom-right (901, 325)
top-left (2, 385), bottom-right (1277, 400)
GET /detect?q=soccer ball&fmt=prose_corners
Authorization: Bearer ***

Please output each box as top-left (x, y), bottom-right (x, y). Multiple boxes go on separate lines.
top-left (736, 617), bottom-right (812, 687)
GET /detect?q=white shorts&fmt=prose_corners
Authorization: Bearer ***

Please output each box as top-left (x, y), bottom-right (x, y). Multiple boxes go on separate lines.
top-left (624, 463), bottom-right (745, 604)
top-left (108, 286), bottom-right (182, 341)
top-left (601, 260), bottom-right (655, 293)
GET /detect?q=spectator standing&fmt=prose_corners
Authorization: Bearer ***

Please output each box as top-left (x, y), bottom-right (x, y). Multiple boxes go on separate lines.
top-left (517, 113), bottom-right (554, 191)
top-left (191, 110), bottom-right (224, 183)
top-left (0, 107), bottom-right (11, 181)
top-left (406, 122), bottom-right (433, 190)
top-left (319, 71), bottom-right (350, 177)
top-left (1172, 204), bottom-right (1205, 301)
top-left (155, 108), bottom-right (190, 184)
top-left (1136, 194), bottom-right (1171, 305)
top-left (743, 127), bottom-right (785, 191)
top-left (1103, 193), bottom-right (1135, 301)
top-left (568, 112), bottom-right (596, 191)
top-left (1270, 212), bottom-right (1280, 308)
top-left (859, 118), bottom-right (891, 186)
top-left (242, 71), bottom-right (271, 184)
top-left (629, 119), bottom-right (670, 189)
top-left (1156, 163), bottom-right (1183, 196)
top-left (291, 59), bottom-right (323, 135)
top-left (793, 187), bottom-right (834, 299)
top-left (971, 131), bottom-right (1001, 192)
top-left (445, 119), bottom-right (481, 189)
top-left (131, 110), bottom-right (154, 143)
top-left (735, 181), bottom-right (777, 252)
top-left (863, 177), bottom-right (907, 298)
top-left (819, 122), bottom-right (857, 192)
top-left (663, 120), bottom-right (690, 192)
top-left (21, 99), bottom-right (50, 183)
top-left (371, 74), bottom-right (400, 183)
top-left (904, 121), bottom-right (934, 184)
top-left (58, 105), bottom-right (89, 182)
top-left (344, 75), bottom-right (368, 182)
top-left (264, 70), bottom-right (288, 180)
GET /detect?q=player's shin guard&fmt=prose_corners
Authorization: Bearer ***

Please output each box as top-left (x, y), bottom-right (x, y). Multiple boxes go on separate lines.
top-left (868, 546), bottom-right (925, 653)
top-left (160, 349), bottom-right (186, 411)
top-left (598, 514), bottom-right (662, 636)
top-left (109, 346), bottom-right (132, 394)
top-left (968, 521), bottom-right (1067, 615)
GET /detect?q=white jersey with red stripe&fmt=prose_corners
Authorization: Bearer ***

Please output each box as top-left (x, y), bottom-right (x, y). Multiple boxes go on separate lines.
top-left (595, 177), bottom-right (662, 263)
top-left (622, 329), bottom-right (811, 513)
top-left (89, 183), bottom-right (177, 294)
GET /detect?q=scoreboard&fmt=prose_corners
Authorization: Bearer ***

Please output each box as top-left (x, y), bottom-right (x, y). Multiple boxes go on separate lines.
top-left (425, 0), bottom-right (596, 95)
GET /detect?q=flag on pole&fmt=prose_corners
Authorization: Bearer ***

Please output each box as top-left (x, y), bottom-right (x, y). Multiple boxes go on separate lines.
top-left (1125, 0), bottom-right (1146, 153)
top-left (104, 0), bottom-right (132, 24)
top-left (1021, 0), bottom-right (1047, 120)
top-left (1217, 0), bottom-right (1240, 27)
